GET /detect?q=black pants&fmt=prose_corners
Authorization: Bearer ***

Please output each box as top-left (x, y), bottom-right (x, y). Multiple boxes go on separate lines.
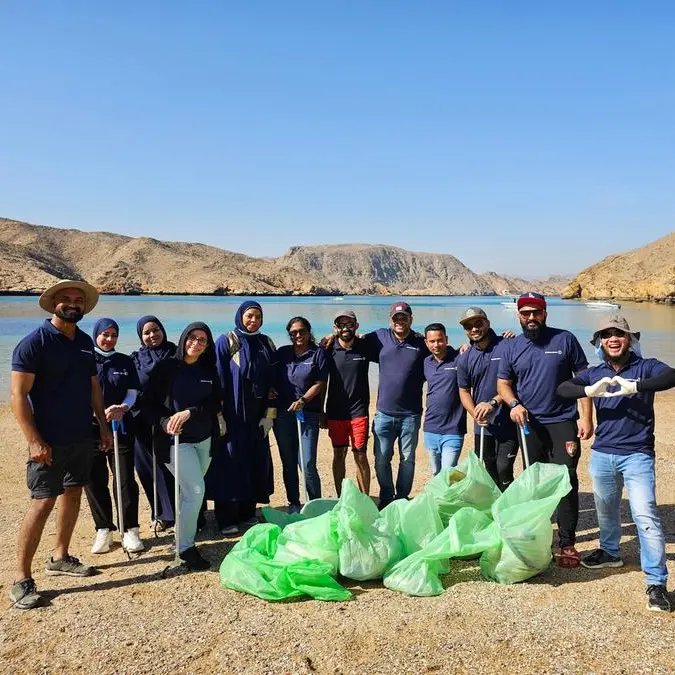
top-left (474, 431), bottom-right (518, 492)
top-left (85, 445), bottom-right (140, 532)
top-left (524, 419), bottom-right (581, 548)
top-left (214, 500), bottom-right (257, 529)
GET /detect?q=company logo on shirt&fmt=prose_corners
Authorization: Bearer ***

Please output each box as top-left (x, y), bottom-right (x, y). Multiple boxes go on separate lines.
top-left (200, 379), bottom-right (213, 384)
top-left (81, 349), bottom-right (94, 355)
top-left (443, 366), bottom-right (458, 370)
top-left (112, 370), bottom-right (129, 376)
top-left (490, 357), bottom-right (501, 361)
top-left (351, 356), bottom-right (366, 361)
top-left (545, 350), bottom-right (563, 355)
top-left (405, 345), bottom-right (419, 351)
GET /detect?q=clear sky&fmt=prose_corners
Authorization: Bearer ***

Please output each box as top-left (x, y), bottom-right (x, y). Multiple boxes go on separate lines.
top-left (1, 2), bottom-right (674, 277)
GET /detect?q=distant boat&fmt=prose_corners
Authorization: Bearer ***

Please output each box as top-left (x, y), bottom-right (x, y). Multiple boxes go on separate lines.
top-left (333, 296), bottom-right (345, 302)
top-left (585, 301), bottom-right (621, 309)
top-left (501, 300), bottom-right (516, 307)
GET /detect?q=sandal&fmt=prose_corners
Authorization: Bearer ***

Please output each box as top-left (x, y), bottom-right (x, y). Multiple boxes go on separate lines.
top-left (557, 546), bottom-right (581, 568)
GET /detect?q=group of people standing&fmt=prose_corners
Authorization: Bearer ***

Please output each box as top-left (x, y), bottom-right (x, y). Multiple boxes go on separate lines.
top-left (8, 280), bottom-right (675, 614)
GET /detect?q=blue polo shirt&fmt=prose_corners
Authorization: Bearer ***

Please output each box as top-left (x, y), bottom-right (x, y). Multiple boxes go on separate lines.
top-left (497, 327), bottom-right (588, 424)
top-left (11, 319), bottom-right (97, 446)
top-left (95, 351), bottom-right (140, 409)
top-left (456, 332), bottom-right (516, 438)
top-left (325, 337), bottom-right (375, 420)
top-left (273, 345), bottom-right (329, 413)
top-left (423, 349), bottom-right (467, 435)
top-left (574, 354), bottom-right (668, 456)
top-left (363, 328), bottom-right (429, 416)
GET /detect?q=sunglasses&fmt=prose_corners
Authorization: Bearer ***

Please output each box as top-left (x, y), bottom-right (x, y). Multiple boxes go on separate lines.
top-left (336, 321), bottom-right (355, 329)
top-left (519, 309), bottom-right (545, 318)
top-left (289, 329), bottom-right (308, 337)
top-left (463, 319), bottom-right (486, 330)
top-left (600, 329), bottom-right (627, 339)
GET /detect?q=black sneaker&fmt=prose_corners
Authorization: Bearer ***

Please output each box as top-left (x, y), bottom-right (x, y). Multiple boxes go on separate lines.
top-left (580, 549), bottom-right (624, 570)
top-left (9, 578), bottom-right (42, 610)
top-left (646, 585), bottom-right (671, 612)
top-left (45, 555), bottom-right (95, 577)
top-left (378, 498), bottom-right (393, 511)
top-left (179, 546), bottom-right (210, 571)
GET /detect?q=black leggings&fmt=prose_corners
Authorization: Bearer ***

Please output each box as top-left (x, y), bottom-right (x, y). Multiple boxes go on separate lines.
top-left (523, 419), bottom-right (581, 548)
top-left (473, 432), bottom-right (518, 492)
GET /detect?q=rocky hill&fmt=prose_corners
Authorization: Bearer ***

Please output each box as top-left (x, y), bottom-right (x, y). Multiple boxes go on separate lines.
top-left (0, 217), bottom-right (568, 296)
top-left (561, 232), bottom-right (675, 302)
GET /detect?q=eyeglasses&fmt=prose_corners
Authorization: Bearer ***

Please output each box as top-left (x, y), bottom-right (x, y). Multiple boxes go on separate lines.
top-left (463, 319), bottom-right (485, 330)
top-left (600, 329), bottom-right (627, 339)
top-left (289, 329), bottom-right (308, 337)
top-left (519, 310), bottom-right (544, 318)
top-left (336, 322), bottom-right (355, 329)
top-left (186, 335), bottom-right (208, 346)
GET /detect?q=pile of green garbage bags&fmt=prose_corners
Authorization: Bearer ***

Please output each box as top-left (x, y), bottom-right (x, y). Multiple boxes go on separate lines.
top-left (219, 453), bottom-right (571, 601)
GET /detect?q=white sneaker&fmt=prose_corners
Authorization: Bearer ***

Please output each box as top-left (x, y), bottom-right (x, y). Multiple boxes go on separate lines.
top-left (91, 529), bottom-right (112, 554)
top-left (122, 527), bottom-right (145, 553)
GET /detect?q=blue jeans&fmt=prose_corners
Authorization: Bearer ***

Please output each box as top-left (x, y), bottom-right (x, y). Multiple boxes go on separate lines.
top-left (423, 432), bottom-right (464, 475)
top-left (589, 450), bottom-right (667, 586)
top-left (166, 438), bottom-right (211, 553)
top-left (274, 410), bottom-right (321, 505)
top-left (372, 412), bottom-right (421, 502)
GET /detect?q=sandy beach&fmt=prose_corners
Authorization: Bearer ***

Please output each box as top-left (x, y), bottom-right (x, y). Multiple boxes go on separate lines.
top-left (2, 395), bottom-right (675, 674)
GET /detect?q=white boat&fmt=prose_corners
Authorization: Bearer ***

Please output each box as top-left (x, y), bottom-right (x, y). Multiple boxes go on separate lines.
top-left (585, 301), bottom-right (621, 309)
top-left (501, 301), bottom-right (516, 307)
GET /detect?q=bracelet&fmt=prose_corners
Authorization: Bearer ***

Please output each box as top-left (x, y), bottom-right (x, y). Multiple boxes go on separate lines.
top-left (299, 396), bottom-right (307, 405)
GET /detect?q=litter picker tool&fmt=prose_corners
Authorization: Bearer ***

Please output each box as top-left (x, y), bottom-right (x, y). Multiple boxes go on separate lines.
top-left (111, 420), bottom-right (131, 560)
top-left (296, 411), bottom-right (310, 504)
top-left (479, 425), bottom-right (485, 463)
top-left (162, 433), bottom-right (183, 577)
top-left (519, 422), bottom-right (531, 469)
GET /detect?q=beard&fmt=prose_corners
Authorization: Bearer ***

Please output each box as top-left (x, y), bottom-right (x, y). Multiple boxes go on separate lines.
top-left (55, 307), bottom-right (84, 323)
top-left (522, 320), bottom-right (546, 341)
top-left (339, 329), bottom-right (355, 342)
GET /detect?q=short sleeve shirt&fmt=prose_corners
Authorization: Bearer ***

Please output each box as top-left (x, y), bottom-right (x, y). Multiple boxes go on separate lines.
top-left (363, 328), bottom-right (429, 416)
top-left (273, 345), bottom-right (329, 413)
top-left (575, 353), bottom-right (668, 455)
top-left (325, 337), bottom-right (375, 420)
top-left (423, 349), bottom-right (467, 435)
top-left (497, 327), bottom-right (588, 424)
top-left (12, 320), bottom-right (97, 445)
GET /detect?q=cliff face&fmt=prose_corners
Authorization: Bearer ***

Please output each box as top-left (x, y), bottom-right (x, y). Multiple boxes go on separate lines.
top-left (561, 232), bottom-right (675, 302)
top-left (0, 217), bottom-right (569, 296)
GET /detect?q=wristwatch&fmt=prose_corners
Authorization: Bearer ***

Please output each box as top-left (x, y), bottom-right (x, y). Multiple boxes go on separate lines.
top-left (488, 398), bottom-right (498, 408)
top-left (508, 399), bottom-right (520, 409)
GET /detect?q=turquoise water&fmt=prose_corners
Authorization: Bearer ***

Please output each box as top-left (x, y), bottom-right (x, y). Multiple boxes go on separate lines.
top-left (1, 295), bottom-right (674, 400)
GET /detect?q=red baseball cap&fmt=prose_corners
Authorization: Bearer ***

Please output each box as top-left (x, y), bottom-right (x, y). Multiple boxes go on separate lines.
top-left (516, 292), bottom-right (547, 311)
top-left (389, 301), bottom-right (412, 318)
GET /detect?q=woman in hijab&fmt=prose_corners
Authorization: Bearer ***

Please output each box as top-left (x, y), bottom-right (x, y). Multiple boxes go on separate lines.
top-left (272, 316), bottom-right (328, 513)
top-left (206, 301), bottom-right (276, 535)
top-left (130, 315), bottom-right (177, 530)
top-left (86, 318), bottom-right (144, 554)
top-left (146, 322), bottom-right (221, 570)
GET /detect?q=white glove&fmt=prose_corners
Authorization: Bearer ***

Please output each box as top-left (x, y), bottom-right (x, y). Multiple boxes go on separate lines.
top-left (605, 376), bottom-right (638, 397)
top-left (258, 417), bottom-right (274, 437)
top-left (584, 377), bottom-right (614, 398)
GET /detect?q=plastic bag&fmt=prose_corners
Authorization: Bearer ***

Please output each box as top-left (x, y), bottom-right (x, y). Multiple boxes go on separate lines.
top-left (219, 523), bottom-right (351, 602)
top-left (425, 451), bottom-right (501, 526)
top-left (480, 462), bottom-right (572, 584)
top-left (261, 498), bottom-right (338, 529)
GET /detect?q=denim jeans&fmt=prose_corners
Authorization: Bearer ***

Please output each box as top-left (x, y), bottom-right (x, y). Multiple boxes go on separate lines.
top-left (372, 412), bottom-right (421, 501)
top-left (274, 410), bottom-right (321, 505)
top-left (589, 450), bottom-right (667, 586)
top-left (166, 438), bottom-right (211, 553)
top-left (423, 432), bottom-right (464, 475)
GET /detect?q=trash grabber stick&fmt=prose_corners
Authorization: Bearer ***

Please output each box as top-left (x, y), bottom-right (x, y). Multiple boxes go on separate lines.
top-left (111, 420), bottom-right (130, 559)
top-left (162, 433), bottom-right (182, 577)
top-left (296, 411), bottom-right (309, 504)
top-left (479, 425), bottom-right (485, 463)
top-left (520, 422), bottom-right (531, 469)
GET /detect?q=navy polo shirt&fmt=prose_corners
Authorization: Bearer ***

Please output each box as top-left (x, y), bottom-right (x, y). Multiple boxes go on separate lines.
top-left (273, 345), bottom-right (329, 413)
top-left (363, 328), bottom-right (429, 416)
top-left (456, 333), bottom-right (516, 437)
top-left (497, 327), bottom-right (588, 424)
top-left (11, 319), bottom-right (97, 446)
top-left (325, 337), bottom-right (374, 420)
top-left (575, 354), bottom-right (668, 456)
top-left (171, 361), bottom-right (216, 443)
top-left (423, 349), bottom-right (467, 435)
top-left (95, 352), bottom-right (140, 409)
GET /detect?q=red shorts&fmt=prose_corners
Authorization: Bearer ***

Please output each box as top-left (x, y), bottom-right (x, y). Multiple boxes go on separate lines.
top-left (327, 416), bottom-right (369, 450)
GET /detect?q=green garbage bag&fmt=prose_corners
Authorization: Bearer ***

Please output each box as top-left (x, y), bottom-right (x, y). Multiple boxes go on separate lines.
top-left (383, 507), bottom-right (499, 596)
top-left (334, 480), bottom-right (402, 580)
top-left (425, 452), bottom-right (501, 526)
top-left (220, 523), bottom-right (351, 602)
top-left (480, 462), bottom-right (572, 584)
top-left (261, 498), bottom-right (338, 529)
top-left (302, 498), bottom-right (339, 518)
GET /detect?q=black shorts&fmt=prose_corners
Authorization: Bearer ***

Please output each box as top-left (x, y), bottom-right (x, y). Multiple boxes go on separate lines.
top-left (26, 441), bottom-right (95, 499)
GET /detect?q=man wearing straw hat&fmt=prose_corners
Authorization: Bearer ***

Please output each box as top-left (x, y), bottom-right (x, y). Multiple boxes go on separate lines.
top-left (557, 315), bottom-right (675, 612)
top-left (9, 280), bottom-right (112, 609)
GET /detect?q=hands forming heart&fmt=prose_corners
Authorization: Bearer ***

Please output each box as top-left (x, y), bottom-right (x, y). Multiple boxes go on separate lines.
top-left (584, 376), bottom-right (638, 398)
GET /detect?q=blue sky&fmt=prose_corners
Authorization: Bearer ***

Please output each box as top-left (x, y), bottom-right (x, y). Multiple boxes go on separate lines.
top-left (1, 2), bottom-right (673, 277)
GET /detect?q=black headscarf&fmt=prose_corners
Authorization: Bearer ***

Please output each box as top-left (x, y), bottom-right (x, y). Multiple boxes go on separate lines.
top-left (131, 315), bottom-right (177, 389)
top-left (176, 321), bottom-right (217, 372)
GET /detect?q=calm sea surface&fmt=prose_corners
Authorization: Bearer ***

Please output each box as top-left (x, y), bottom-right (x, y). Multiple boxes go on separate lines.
top-left (1, 295), bottom-right (674, 401)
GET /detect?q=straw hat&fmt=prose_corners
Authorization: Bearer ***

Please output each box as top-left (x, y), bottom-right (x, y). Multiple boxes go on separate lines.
top-left (38, 279), bottom-right (100, 315)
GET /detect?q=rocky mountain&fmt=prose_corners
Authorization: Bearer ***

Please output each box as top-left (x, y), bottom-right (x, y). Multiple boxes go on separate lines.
top-left (561, 232), bottom-right (675, 302)
top-left (0, 217), bottom-right (569, 296)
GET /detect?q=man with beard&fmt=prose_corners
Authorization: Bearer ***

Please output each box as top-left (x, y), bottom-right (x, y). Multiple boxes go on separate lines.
top-left (497, 292), bottom-right (593, 568)
top-left (557, 316), bottom-right (675, 612)
top-left (324, 310), bottom-right (374, 495)
top-left (456, 307), bottom-right (519, 491)
top-left (9, 281), bottom-right (112, 609)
